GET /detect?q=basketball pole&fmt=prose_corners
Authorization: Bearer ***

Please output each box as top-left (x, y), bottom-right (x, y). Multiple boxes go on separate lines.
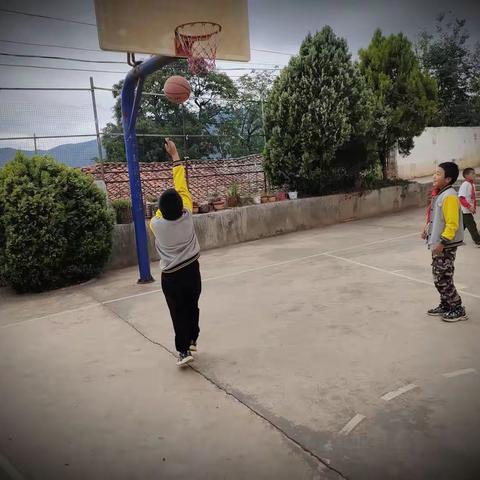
top-left (121, 55), bottom-right (176, 284)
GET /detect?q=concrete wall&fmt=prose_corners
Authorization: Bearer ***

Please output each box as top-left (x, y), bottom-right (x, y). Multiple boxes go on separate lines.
top-left (107, 182), bottom-right (432, 271)
top-left (396, 126), bottom-right (480, 179)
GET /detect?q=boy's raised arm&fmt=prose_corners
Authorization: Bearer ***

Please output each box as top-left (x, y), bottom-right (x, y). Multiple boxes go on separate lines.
top-left (165, 138), bottom-right (193, 212)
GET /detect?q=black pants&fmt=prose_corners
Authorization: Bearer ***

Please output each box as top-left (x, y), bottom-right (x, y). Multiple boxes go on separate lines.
top-left (161, 260), bottom-right (201, 353)
top-left (463, 213), bottom-right (480, 244)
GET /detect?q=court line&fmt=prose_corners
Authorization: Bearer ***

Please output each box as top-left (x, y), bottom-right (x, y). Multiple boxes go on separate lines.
top-left (0, 454), bottom-right (25, 480)
top-left (324, 254), bottom-right (480, 301)
top-left (381, 383), bottom-right (418, 401)
top-left (338, 414), bottom-right (366, 435)
top-left (0, 303), bottom-right (99, 330)
top-left (103, 232), bottom-right (419, 304)
top-left (442, 368), bottom-right (476, 378)
top-left (0, 230), bottom-right (443, 329)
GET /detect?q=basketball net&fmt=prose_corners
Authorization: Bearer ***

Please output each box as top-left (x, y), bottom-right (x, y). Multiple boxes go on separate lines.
top-left (175, 22), bottom-right (222, 75)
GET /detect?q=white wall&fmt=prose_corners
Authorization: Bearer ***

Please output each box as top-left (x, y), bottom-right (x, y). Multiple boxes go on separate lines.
top-left (396, 127), bottom-right (480, 179)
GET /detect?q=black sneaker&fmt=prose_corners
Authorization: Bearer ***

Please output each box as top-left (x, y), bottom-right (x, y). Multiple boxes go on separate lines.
top-left (442, 306), bottom-right (469, 323)
top-left (428, 305), bottom-right (447, 316)
top-left (176, 351), bottom-right (194, 367)
top-left (190, 341), bottom-right (197, 352)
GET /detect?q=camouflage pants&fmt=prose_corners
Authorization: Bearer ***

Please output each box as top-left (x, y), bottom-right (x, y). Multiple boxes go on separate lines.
top-left (432, 247), bottom-right (462, 308)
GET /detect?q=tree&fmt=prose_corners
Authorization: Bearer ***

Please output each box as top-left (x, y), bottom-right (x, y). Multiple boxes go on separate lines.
top-left (417, 14), bottom-right (480, 126)
top-left (264, 26), bottom-right (375, 194)
top-left (208, 70), bottom-right (276, 159)
top-left (359, 30), bottom-right (438, 179)
top-left (102, 60), bottom-right (238, 162)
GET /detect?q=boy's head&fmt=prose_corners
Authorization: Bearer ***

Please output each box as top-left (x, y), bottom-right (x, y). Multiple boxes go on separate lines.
top-left (433, 162), bottom-right (459, 189)
top-left (463, 167), bottom-right (476, 181)
top-left (159, 188), bottom-right (183, 220)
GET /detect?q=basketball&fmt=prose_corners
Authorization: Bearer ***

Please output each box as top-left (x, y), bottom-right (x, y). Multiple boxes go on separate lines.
top-left (163, 76), bottom-right (191, 104)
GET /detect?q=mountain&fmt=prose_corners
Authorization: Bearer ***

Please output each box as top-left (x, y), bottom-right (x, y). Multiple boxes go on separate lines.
top-left (0, 139), bottom-right (102, 168)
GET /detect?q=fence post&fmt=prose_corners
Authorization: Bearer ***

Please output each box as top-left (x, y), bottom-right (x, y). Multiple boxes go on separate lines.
top-left (89, 77), bottom-right (105, 180)
top-left (33, 133), bottom-right (37, 154)
top-left (260, 97), bottom-right (266, 148)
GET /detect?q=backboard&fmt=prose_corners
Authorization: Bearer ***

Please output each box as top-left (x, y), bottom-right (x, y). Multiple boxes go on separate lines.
top-left (94, 0), bottom-right (250, 62)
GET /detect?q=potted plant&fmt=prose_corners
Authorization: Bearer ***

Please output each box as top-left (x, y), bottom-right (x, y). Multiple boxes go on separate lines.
top-left (111, 199), bottom-right (133, 224)
top-left (145, 197), bottom-right (158, 219)
top-left (288, 191), bottom-right (298, 200)
top-left (199, 202), bottom-right (210, 214)
top-left (208, 192), bottom-right (225, 211)
top-left (192, 201), bottom-right (199, 214)
top-left (226, 182), bottom-right (241, 208)
top-left (260, 191), bottom-right (272, 203)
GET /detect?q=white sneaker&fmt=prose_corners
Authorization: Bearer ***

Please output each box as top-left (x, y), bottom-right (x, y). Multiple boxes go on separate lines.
top-left (176, 351), bottom-right (194, 367)
top-left (190, 342), bottom-right (197, 352)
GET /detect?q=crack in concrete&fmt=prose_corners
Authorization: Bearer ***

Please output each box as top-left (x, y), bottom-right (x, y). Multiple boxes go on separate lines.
top-left (101, 302), bottom-right (349, 480)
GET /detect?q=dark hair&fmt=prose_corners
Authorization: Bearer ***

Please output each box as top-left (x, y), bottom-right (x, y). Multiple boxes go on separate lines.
top-left (159, 188), bottom-right (183, 220)
top-left (463, 167), bottom-right (475, 178)
top-left (438, 162), bottom-right (459, 185)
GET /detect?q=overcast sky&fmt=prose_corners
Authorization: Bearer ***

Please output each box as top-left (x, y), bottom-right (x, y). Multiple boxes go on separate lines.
top-left (0, 0), bottom-right (479, 148)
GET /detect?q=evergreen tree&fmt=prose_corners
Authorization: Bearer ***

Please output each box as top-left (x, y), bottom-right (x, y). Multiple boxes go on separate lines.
top-left (359, 30), bottom-right (437, 179)
top-left (264, 26), bottom-right (375, 194)
top-left (417, 14), bottom-right (480, 126)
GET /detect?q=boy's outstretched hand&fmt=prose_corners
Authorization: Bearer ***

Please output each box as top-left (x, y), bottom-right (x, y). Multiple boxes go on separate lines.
top-left (164, 138), bottom-right (180, 161)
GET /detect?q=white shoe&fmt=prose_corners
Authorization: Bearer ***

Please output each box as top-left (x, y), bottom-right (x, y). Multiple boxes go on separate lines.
top-left (190, 342), bottom-right (197, 352)
top-left (176, 351), bottom-right (194, 367)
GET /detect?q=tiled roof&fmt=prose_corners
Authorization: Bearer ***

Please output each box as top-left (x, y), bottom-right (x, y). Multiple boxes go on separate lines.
top-left (81, 155), bottom-right (266, 203)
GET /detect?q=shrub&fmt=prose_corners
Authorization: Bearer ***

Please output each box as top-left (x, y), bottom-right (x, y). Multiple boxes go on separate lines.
top-left (111, 199), bottom-right (133, 224)
top-left (0, 153), bottom-right (113, 293)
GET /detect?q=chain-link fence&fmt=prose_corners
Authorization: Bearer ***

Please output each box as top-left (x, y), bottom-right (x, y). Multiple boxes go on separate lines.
top-left (0, 77), bottom-right (266, 166)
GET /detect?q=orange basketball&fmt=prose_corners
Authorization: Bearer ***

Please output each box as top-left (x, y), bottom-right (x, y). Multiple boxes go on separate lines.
top-left (163, 75), bottom-right (191, 104)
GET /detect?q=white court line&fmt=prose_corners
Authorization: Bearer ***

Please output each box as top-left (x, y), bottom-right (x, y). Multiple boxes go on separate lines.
top-left (442, 368), bottom-right (477, 378)
top-left (324, 254), bottom-right (480, 301)
top-left (381, 383), bottom-right (418, 401)
top-left (0, 231), bottom-right (446, 329)
top-left (0, 303), bottom-right (99, 330)
top-left (0, 454), bottom-right (25, 480)
top-left (338, 414), bottom-right (366, 435)
top-left (103, 232), bottom-right (419, 305)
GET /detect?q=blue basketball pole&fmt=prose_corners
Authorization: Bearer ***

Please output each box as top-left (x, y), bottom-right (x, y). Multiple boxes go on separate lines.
top-left (121, 55), bottom-right (176, 283)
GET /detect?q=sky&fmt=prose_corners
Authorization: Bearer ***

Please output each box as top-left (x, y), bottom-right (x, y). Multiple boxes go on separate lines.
top-left (0, 0), bottom-right (479, 149)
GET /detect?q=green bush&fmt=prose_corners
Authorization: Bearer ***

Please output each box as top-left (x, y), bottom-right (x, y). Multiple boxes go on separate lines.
top-left (0, 153), bottom-right (114, 293)
top-left (111, 199), bottom-right (133, 224)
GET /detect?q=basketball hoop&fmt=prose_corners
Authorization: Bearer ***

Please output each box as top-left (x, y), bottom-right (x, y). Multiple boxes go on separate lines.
top-left (175, 21), bottom-right (222, 75)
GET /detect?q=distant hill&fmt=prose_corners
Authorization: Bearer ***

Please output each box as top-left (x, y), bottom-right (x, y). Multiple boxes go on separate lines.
top-left (0, 139), bottom-right (102, 168)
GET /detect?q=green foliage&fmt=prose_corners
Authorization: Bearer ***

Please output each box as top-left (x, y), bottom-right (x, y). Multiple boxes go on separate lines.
top-left (102, 60), bottom-right (239, 162)
top-left (264, 26), bottom-right (376, 194)
top-left (0, 153), bottom-right (113, 293)
top-left (417, 14), bottom-right (480, 126)
top-left (359, 29), bottom-right (438, 178)
top-left (111, 199), bottom-right (132, 224)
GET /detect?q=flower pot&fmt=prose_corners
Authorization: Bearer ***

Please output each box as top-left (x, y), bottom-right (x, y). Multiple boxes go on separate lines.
top-left (288, 191), bottom-right (298, 200)
top-left (199, 203), bottom-right (210, 214)
top-left (226, 196), bottom-right (240, 208)
top-left (261, 195), bottom-right (269, 204)
top-left (268, 195), bottom-right (276, 202)
top-left (276, 191), bottom-right (287, 201)
top-left (253, 195), bottom-right (261, 204)
top-left (213, 200), bottom-right (225, 211)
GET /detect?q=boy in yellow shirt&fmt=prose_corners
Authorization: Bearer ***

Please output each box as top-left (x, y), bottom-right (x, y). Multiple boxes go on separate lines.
top-left (150, 139), bottom-right (201, 366)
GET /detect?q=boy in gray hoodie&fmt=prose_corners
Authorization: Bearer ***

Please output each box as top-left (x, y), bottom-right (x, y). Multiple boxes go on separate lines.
top-left (150, 138), bottom-right (201, 366)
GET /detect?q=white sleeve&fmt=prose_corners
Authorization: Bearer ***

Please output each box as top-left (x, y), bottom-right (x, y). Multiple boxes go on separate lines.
top-left (458, 182), bottom-right (470, 199)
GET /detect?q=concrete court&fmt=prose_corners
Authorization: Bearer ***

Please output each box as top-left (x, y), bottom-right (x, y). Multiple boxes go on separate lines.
top-left (1, 207), bottom-right (480, 480)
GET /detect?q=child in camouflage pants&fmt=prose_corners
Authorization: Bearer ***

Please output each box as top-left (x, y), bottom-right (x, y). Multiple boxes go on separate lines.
top-left (426, 162), bottom-right (468, 322)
